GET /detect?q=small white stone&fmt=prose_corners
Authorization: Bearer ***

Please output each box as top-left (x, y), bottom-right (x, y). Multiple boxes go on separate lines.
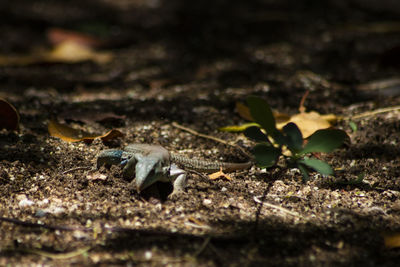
top-left (203, 199), bottom-right (212, 206)
top-left (37, 199), bottom-right (49, 207)
top-left (16, 194), bottom-right (27, 201)
top-left (144, 251), bottom-right (152, 260)
top-left (45, 206), bottom-right (65, 215)
top-left (19, 198), bottom-right (34, 208)
top-left (175, 206), bottom-right (184, 212)
top-left (35, 209), bottom-right (47, 217)
top-left (86, 219), bottom-right (92, 227)
top-left (73, 230), bottom-right (87, 240)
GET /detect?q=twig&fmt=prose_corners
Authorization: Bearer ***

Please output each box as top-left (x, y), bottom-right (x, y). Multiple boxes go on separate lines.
top-left (184, 222), bottom-right (212, 230)
top-left (193, 236), bottom-right (211, 257)
top-left (187, 169), bottom-right (209, 180)
top-left (348, 105), bottom-right (400, 120)
top-left (171, 122), bottom-right (253, 159)
top-left (62, 166), bottom-right (91, 174)
top-left (22, 246), bottom-right (91, 260)
top-left (0, 216), bottom-right (90, 232)
top-left (206, 242), bottom-right (226, 266)
top-left (253, 196), bottom-right (304, 219)
top-left (298, 90), bottom-right (310, 113)
top-left (267, 194), bottom-right (307, 201)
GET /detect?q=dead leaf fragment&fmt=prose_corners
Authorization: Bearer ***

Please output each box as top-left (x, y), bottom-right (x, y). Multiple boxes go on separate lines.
top-left (47, 28), bottom-right (105, 48)
top-left (48, 41), bottom-right (112, 64)
top-left (236, 102), bottom-right (253, 121)
top-left (229, 98), bottom-right (337, 138)
top-left (87, 172), bottom-right (107, 181)
top-left (235, 101), bottom-right (290, 123)
top-left (188, 217), bottom-right (206, 226)
top-left (208, 168), bottom-right (232, 180)
top-left (384, 232), bottom-right (400, 249)
top-left (277, 111), bottom-right (335, 138)
top-left (100, 129), bottom-right (124, 142)
top-left (48, 120), bottom-right (123, 143)
top-left (0, 98), bottom-right (19, 130)
top-left (0, 40), bottom-right (112, 66)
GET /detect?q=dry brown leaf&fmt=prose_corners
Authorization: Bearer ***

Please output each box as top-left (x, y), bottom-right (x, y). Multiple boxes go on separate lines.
top-left (208, 168), bottom-right (232, 180)
top-left (48, 41), bottom-right (112, 64)
top-left (48, 120), bottom-right (123, 143)
top-left (277, 111), bottom-right (335, 138)
top-left (0, 41), bottom-right (112, 66)
top-left (274, 112), bottom-right (292, 124)
top-left (101, 129), bottom-right (124, 142)
top-left (0, 98), bottom-right (19, 131)
top-left (47, 28), bottom-right (105, 48)
top-left (235, 102), bottom-right (253, 121)
top-left (236, 101), bottom-right (290, 123)
top-left (234, 100), bottom-right (337, 138)
top-left (384, 232), bottom-right (400, 249)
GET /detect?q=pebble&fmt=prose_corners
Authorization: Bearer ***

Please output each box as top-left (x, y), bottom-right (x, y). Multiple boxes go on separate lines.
top-left (203, 199), bottom-right (212, 206)
top-left (391, 200), bottom-right (400, 211)
top-left (19, 198), bottom-right (34, 208)
top-left (35, 209), bottom-right (47, 217)
top-left (144, 251), bottom-right (153, 260)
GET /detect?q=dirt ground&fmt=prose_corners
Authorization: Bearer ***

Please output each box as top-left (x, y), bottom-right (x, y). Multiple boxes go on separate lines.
top-left (1, 0), bottom-right (400, 266)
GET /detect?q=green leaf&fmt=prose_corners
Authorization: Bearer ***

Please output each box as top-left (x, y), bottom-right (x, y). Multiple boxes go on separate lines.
top-left (246, 96), bottom-right (277, 135)
top-left (244, 126), bottom-right (269, 142)
top-left (355, 172), bottom-right (365, 183)
top-left (349, 121), bottom-right (357, 132)
top-left (298, 158), bottom-right (333, 175)
top-left (297, 163), bottom-right (310, 181)
top-left (219, 122), bottom-right (260, 132)
top-left (271, 130), bottom-right (287, 147)
top-left (282, 122), bottom-right (303, 152)
top-left (252, 143), bottom-right (281, 168)
top-left (301, 129), bottom-right (347, 154)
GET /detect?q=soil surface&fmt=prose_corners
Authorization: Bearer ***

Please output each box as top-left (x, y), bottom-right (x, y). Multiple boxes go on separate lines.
top-left (1, 0), bottom-right (400, 266)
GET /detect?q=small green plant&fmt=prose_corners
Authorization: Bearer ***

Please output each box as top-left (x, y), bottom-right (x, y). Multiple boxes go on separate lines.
top-left (245, 96), bottom-right (347, 180)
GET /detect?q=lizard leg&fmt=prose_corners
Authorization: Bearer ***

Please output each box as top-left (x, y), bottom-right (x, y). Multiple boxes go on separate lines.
top-left (122, 157), bottom-right (137, 181)
top-left (169, 164), bottom-right (187, 197)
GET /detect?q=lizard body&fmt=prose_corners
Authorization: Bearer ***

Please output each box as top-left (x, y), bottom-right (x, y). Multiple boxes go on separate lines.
top-left (97, 144), bottom-right (252, 196)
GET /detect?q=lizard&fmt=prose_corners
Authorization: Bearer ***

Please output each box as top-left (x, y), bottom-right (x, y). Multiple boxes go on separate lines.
top-left (96, 144), bottom-right (252, 197)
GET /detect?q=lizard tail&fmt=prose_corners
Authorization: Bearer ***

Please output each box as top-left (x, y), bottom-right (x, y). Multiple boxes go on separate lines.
top-left (170, 154), bottom-right (252, 173)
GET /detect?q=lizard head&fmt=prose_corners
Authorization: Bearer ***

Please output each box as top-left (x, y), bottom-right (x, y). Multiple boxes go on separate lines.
top-left (135, 156), bottom-right (169, 192)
